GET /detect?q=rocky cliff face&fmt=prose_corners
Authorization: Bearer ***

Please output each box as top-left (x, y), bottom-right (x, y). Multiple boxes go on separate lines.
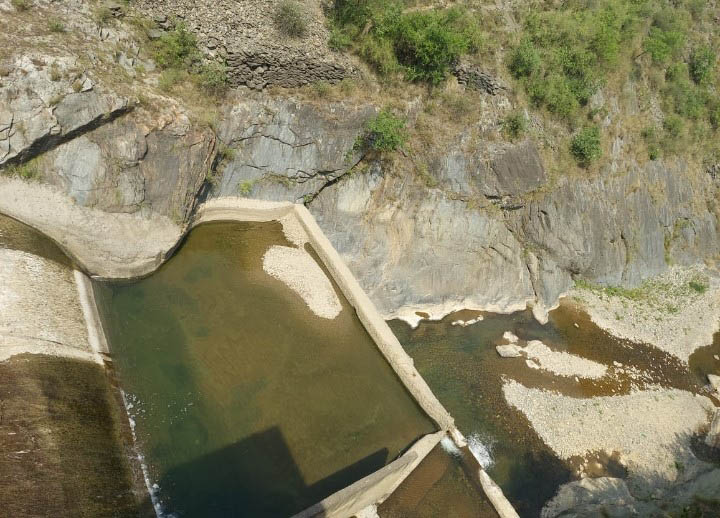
top-left (1, 0), bottom-right (718, 321)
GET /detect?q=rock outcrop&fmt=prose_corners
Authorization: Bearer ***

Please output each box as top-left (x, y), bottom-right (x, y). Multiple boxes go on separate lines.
top-left (212, 99), bottom-right (373, 202)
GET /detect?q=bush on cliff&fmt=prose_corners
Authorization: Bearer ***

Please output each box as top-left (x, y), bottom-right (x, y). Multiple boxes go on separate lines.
top-left (570, 126), bottom-right (602, 166)
top-left (152, 23), bottom-right (228, 95)
top-left (356, 109), bottom-right (407, 152)
top-left (331, 1), bottom-right (481, 84)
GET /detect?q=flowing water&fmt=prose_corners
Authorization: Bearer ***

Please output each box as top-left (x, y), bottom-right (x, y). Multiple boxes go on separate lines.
top-left (95, 221), bottom-right (436, 517)
top-left (389, 305), bottom-right (720, 517)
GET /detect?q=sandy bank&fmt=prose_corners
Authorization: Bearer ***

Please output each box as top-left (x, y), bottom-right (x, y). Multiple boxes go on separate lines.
top-left (571, 266), bottom-right (720, 362)
top-left (503, 379), bottom-right (714, 478)
top-left (263, 245), bottom-right (342, 319)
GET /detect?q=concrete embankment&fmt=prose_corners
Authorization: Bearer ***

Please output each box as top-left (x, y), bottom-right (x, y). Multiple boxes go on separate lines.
top-left (0, 214), bottom-right (153, 517)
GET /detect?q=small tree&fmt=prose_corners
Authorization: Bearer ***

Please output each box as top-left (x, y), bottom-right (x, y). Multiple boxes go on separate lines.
top-left (570, 126), bottom-right (602, 166)
top-left (689, 46), bottom-right (715, 85)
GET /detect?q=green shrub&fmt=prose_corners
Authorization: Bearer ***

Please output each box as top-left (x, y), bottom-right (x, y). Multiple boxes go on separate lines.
top-left (689, 46), bottom-right (714, 85)
top-left (688, 280), bottom-right (708, 294)
top-left (195, 61), bottom-right (228, 94)
top-left (643, 8), bottom-right (688, 64)
top-left (153, 24), bottom-right (202, 70)
top-left (570, 126), bottom-right (602, 165)
top-left (664, 66), bottom-right (707, 119)
top-left (274, 0), bottom-right (307, 38)
top-left (328, 27), bottom-right (353, 51)
top-left (330, 2), bottom-right (481, 84)
top-left (508, 39), bottom-right (540, 79)
top-left (508, 0), bottom-right (642, 120)
top-left (358, 109), bottom-right (407, 152)
top-left (502, 112), bottom-right (528, 140)
top-left (2, 161), bottom-right (39, 180)
top-left (390, 9), bottom-right (470, 83)
top-left (709, 100), bottom-right (720, 129)
top-left (663, 114), bottom-right (684, 137)
top-left (158, 68), bottom-right (184, 91)
top-left (11, 0), bottom-right (29, 11)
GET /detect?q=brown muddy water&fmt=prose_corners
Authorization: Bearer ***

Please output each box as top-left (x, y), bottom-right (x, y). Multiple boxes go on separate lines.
top-left (389, 305), bottom-right (720, 517)
top-left (95, 221), bottom-right (436, 517)
top-left (379, 441), bottom-right (498, 518)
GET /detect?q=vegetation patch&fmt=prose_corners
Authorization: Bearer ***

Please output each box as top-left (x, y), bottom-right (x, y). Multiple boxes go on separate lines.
top-left (508, 0), bottom-right (644, 120)
top-left (570, 126), bottom-right (602, 166)
top-left (152, 23), bottom-right (228, 96)
top-left (330, 1), bottom-right (482, 84)
top-left (356, 109), bottom-right (408, 152)
top-left (2, 160), bottom-right (40, 180)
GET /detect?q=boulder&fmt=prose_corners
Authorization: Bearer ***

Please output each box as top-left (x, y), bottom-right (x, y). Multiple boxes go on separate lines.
top-left (496, 344), bottom-right (523, 358)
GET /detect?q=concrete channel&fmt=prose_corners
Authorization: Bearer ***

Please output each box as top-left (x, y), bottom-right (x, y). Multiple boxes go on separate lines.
top-left (1, 197), bottom-right (520, 518)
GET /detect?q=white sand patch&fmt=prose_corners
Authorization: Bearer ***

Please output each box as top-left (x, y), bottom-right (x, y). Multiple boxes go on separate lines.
top-left (523, 340), bottom-right (608, 379)
top-left (262, 245), bottom-right (341, 319)
top-left (503, 379), bottom-right (715, 478)
top-left (279, 212), bottom-right (309, 246)
top-left (572, 266), bottom-right (720, 362)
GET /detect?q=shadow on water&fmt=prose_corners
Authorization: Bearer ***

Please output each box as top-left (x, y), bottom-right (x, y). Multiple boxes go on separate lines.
top-left (138, 426), bottom-right (389, 517)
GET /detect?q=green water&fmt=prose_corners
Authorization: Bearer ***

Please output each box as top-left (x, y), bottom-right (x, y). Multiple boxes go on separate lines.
top-left (389, 305), bottom-right (718, 517)
top-left (95, 221), bottom-right (436, 517)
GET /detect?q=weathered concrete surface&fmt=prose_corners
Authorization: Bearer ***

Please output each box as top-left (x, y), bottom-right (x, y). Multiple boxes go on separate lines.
top-left (0, 177), bottom-right (182, 278)
top-left (0, 246), bottom-right (89, 351)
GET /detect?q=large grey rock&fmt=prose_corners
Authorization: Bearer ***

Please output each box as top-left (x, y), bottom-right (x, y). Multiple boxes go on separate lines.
top-left (41, 110), bottom-right (214, 221)
top-left (309, 163), bottom-right (535, 317)
top-left (482, 140), bottom-right (546, 197)
top-left (213, 99), bottom-right (374, 203)
top-left (1, 69), bottom-right (129, 166)
top-left (513, 160), bottom-right (720, 287)
top-left (541, 477), bottom-right (637, 518)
